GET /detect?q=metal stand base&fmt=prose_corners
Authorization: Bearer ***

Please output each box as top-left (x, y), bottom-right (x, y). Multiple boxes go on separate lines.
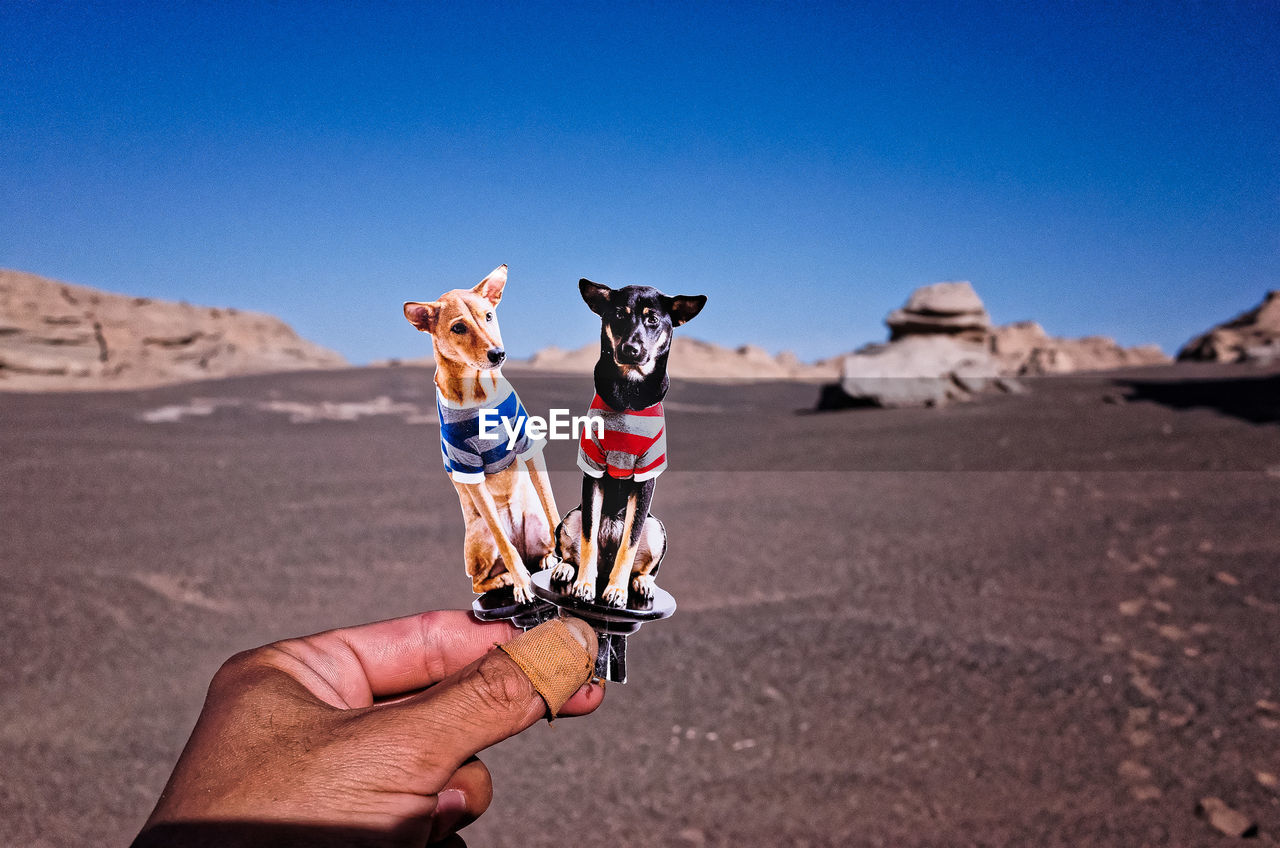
top-left (471, 584), bottom-right (557, 630)
top-left (530, 569), bottom-right (676, 684)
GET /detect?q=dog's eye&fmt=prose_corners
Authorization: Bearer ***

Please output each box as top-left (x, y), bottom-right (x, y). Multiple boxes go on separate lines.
top-left (644, 312), bottom-right (659, 326)
top-left (451, 323), bottom-right (467, 334)
top-left (485, 312), bottom-right (493, 322)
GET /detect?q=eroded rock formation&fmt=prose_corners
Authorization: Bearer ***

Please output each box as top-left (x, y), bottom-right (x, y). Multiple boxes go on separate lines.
top-left (821, 282), bottom-right (1168, 409)
top-left (1178, 291), bottom-right (1280, 365)
top-left (0, 270), bottom-right (346, 390)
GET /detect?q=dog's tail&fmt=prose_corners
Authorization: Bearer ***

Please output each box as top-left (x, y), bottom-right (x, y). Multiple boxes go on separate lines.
top-left (649, 516), bottom-right (668, 577)
top-left (553, 514), bottom-right (568, 561)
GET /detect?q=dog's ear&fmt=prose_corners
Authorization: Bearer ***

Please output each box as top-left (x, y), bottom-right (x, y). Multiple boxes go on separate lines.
top-left (579, 279), bottom-right (613, 316)
top-left (403, 300), bottom-right (441, 332)
top-left (662, 294), bottom-right (707, 327)
top-left (473, 264), bottom-right (508, 306)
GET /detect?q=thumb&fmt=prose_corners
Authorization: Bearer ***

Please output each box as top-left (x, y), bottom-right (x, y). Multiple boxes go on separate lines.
top-left (384, 617), bottom-right (597, 783)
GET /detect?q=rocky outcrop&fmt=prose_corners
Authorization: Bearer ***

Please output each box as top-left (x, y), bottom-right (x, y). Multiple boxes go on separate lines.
top-left (513, 338), bottom-right (840, 381)
top-left (819, 335), bottom-right (1021, 409)
top-left (821, 283), bottom-right (1012, 409)
top-left (992, 321), bottom-right (1170, 375)
top-left (1178, 291), bottom-right (1280, 365)
top-left (521, 344), bottom-right (599, 374)
top-left (0, 270), bottom-right (346, 391)
top-left (820, 281), bottom-right (1171, 409)
top-left (886, 281), bottom-right (992, 343)
top-left (829, 281), bottom-right (1018, 409)
top-left (666, 339), bottom-right (837, 380)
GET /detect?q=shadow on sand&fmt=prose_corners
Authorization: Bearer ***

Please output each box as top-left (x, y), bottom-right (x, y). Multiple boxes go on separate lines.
top-left (132, 821), bottom-right (467, 847)
top-left (1118, 372), bottom-right (1280, 425)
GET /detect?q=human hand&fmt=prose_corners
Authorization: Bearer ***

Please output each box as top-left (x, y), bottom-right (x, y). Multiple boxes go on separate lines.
top-left (133, 612), bottom-right (602, 847)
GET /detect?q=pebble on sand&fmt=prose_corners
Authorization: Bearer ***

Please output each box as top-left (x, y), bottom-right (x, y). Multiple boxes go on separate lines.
top-left (1130, 674), bottom-right (1162, 701)
top-left (1128, 729), bottom-right (1154, 747)
top-left (1195, 797), bottom-right (1259, 839)
top-left (1118, 599), bottom-right (1145, 616)
top-left (1118, 760), bottom-right (1153, 782)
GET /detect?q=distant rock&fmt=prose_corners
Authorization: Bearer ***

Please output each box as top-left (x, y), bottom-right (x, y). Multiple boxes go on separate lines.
top-left (0, 270), bottom-right (346, 391)
top-left (521, 343), bottom-right (599, 373)
top-left (820, 335), bottom-right (1021, 409)
top-left (819, 281), bottom-right (1171, 409)
top-left (822, 283), bottom-right (1015, 409)
top-left (886, 281), bottom-right (991, 343)
top-left (515, 337), bottom-right (840, 381)
top-left (992, 321), bottom-right (1170, 375)
top-left (669, 339), bottom-right (818, 380)
top-left (1178, 290), bottom-right (1280, 365)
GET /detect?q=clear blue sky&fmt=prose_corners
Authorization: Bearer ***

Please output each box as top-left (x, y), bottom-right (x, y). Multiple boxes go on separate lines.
top-left (2, 1), bottom-right (1277, 363)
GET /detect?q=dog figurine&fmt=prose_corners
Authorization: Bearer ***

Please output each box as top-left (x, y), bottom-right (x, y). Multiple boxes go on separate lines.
top-left (403, 265), bottom-right (559, 604)
top-left (550, 278), bottom-right (707, 607)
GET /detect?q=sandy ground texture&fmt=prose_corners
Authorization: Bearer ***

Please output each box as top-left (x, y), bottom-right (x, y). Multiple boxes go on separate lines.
top-left (2, 362), bottom-right (1278, 847)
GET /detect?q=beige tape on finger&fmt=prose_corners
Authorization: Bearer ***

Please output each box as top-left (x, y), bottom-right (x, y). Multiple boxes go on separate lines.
top-left (497, 619), bottom-right (595, 717)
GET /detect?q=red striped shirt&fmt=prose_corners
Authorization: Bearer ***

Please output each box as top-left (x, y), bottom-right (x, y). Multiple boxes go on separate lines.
top-left (577, 394), bottom-right (668, 481)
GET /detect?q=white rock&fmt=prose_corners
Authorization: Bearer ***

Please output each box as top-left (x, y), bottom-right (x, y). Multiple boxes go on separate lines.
top-left (834, 336), bottom-right (1005, 408)
top-left (886, 281), bottom-right (992, 341)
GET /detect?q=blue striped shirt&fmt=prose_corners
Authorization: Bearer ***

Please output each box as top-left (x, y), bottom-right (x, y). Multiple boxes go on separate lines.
top-left (436, 381), bottom-right (541, 483)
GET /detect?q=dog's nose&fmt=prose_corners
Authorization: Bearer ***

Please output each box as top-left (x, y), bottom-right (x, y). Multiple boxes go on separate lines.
top-left (487, 347), bottom-right (505, 365)
top-left (619, 342), bottom-right (641, 362)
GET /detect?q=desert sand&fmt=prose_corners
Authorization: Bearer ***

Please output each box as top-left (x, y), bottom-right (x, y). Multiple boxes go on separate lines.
top-left (2, 361), bottom-right (1278, 846)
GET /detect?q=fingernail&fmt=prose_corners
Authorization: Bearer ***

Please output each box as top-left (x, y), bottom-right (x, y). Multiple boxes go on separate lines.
top-left (560, 616), bottom-right (596, 652)
top-left (574, 678), bottom-right (605, 699)
top-left (433, 789), bottom-right (466, 838)
top-left (498, 618), bottom-right (597, 717)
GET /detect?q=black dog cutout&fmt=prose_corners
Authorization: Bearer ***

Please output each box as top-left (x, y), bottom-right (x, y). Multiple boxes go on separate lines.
top-left (550, 279), bottom-right (707, 607)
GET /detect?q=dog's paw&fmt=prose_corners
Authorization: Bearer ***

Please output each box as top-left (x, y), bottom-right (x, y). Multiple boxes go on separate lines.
top-left (631, 573), bottom-right (655, 600)
top-left (550, 560), bottom-right (577, 584)
top-left (570, 579), bottom-right (596, 603)
top-left (512, 580), bottom-right (536, 606)
top-left (473, 571), bottom-right (514, 594)
top-left (535, 552), bottom-right (557, 573)
top-left (601, 584), bottom-right (628, 608)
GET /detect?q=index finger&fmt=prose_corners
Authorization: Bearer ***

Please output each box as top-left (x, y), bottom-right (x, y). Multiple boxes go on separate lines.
top-left (275, 610), bottom-right (519, 708)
